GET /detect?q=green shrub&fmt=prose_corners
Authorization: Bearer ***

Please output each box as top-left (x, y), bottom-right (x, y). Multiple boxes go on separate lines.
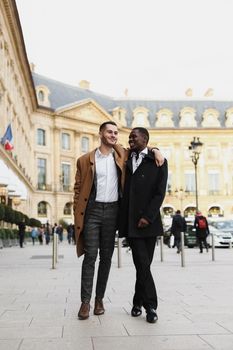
top-left (59, 218), bottom-right (68, 230)
top-left (29, 218), bottom-right (42, 227)
top-left (4, 206), bottom-right (15, 224)
top-left (0, 204), bottom-right (5, 221)
top-left (25, 231), bottom-right (31, 239)
top-left (24, 214), bottom-right (30, 226)
top-left (0, 228), bottom-right (14, 240)
top-left (0, 228), bottom-right (6, 240)
top-left (12, 228), bottom-right (18, 237)
top-left (14, 211), bottom-right (24, 225)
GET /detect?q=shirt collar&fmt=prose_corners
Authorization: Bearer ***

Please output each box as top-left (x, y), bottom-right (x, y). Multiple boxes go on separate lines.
top-left (96, 148), bottom-right (114, 158)
top-left (131, 147), bottom-right (148, 157)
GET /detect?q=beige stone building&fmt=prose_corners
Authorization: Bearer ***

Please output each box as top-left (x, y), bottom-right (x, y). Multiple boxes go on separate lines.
top-left (1, 0), bottom-right (233, 226)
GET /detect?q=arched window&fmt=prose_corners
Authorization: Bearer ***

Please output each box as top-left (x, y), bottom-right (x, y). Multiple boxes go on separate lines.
top-left (208, 206), bottom-right (223, 217)
top-left (38, 201), bottom-right (47, 216)
top-left (184, 206), bottom-right (196, 218)
top-left (38, 90), bottom-right (45, 102)
top-left (64, 202), bottom-right (72, 215)
top-left (162, 206), bottom-right (174, 217)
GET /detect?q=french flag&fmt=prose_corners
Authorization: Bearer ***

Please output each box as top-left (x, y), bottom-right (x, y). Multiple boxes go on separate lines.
top-left (1, 124), bottom-right (14, 151)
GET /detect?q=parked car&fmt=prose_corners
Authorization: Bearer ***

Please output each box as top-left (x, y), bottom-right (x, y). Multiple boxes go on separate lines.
top-left (207, 225), bottom-right (232, 247)
top-left (114, 231), bottom-right (129, 247)
top-left (185, 223), bottom-right (197, 248)
top-left (184, 223), bottom-right (233, 248)
top-left (209, 220), bottom-right (233, 239)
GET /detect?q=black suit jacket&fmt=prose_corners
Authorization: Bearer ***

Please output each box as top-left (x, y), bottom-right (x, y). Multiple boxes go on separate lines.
top-left (119, 150), bottom-right (168, 238)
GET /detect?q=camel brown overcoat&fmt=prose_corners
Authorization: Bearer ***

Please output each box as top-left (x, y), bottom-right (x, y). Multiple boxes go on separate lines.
top-left (73, 144), bottom-right (127, 257)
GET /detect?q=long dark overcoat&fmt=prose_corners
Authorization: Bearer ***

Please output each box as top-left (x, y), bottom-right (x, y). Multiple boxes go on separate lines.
top-left (119, 150), bottom-right (168, 238)
top-left (73, 144), bottom-right (127, 257)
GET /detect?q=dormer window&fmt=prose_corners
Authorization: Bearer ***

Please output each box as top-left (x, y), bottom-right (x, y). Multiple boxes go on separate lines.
top-left (38, 90), bottom-right (44, 102)
top-left (135, 113), bottom-right (144, 125)
top-left (202, 109), bottom-right (220, 127)
top-left (179, 107), bottom-right (197, 127)
top-left (156, 109), bottom-right (174, 127)
top-left (132, 107), bottom-right (150, 128)
top-left (225, 108), bottom-right (233, 127)
top-left (35, 85), bottom-right (51, 107)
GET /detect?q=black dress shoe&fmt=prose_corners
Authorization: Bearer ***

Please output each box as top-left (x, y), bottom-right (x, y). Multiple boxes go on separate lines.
top-left (146, 308), bottom-right (158, 323)
top-left (131, 305), bottom-right (142, 317)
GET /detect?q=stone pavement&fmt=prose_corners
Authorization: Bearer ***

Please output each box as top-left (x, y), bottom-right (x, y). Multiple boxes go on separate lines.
top-left (0, 240), bottom-right (233, 350)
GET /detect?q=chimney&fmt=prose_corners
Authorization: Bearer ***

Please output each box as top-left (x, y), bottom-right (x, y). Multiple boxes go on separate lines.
top-left (79, 80), bottom-right (90, 90)
top-left (185, 88), bottom-right (193, 97)
top-left (204, 88), bottom-right (214, 97)
top-left (30, 62), bottom-right (35, 72)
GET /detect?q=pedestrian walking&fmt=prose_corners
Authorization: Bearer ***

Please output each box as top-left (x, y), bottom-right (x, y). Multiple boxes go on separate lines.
top-left (31, 227), bottom-right (38, 245)
top-left (38, 226), bottom-right (44, 245)
top-left (18, 218), bottom-right (26, 248)
top-left (67, 223), bottom-right (74, 244)
top-left (194, 211), bottom-right (209, 253)
top-left (44, 222), bottom-right (51, 245)
top-left (171, 210), bottom-right (187, 253)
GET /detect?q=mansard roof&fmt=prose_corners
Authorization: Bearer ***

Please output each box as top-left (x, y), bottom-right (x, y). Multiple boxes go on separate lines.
top-left (32, 72), bottom-right (233, 127)
top-left (32, 73), bottom-right (114, 111)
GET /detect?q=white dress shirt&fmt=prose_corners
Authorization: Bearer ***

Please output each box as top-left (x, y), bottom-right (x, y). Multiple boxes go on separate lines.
top-left (95, 148), bottom-right (118, 202)
top-left (131, 147), bottom-right (148, 173)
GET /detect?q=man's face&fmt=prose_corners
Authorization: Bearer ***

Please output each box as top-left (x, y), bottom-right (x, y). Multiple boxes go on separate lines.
top-left (99, 124), bottom-right (118, 146)
top-left (128, 129), bottom-right (146, 151)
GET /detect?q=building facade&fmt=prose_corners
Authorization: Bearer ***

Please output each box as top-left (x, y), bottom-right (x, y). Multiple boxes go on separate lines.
top-left (1, 0), bottom-right (233, 226)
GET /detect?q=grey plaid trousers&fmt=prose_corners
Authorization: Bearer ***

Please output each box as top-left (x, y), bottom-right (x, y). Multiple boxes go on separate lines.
top-left (81, 201), bottom-right (118, 302)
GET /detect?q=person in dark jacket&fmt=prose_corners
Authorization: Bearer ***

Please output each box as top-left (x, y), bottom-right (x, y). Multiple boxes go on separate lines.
top-left (119, 127), bottom-right (168, 323)
top-left (194, 211), bottom-right (209, 253)
top-left (171, 210), bottom-right (187, 253)
top-left (18, 219), bottom-right (26, 248)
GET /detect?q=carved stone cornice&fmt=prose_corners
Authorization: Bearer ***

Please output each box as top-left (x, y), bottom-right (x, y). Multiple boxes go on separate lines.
top-left (1, 0), bottom-right (38, 111)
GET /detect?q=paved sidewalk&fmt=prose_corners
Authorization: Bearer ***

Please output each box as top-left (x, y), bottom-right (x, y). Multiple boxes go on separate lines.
top-left (0, 241), bottom-right (233, 350)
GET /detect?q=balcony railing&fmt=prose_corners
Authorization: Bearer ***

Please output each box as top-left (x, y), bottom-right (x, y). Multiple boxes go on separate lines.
top-left (37, 184), bottom-right (52, 191)
top-left (37, 183), bottom-right (73, 192)
top-left (208, 190), bottom-right (220, 195)
top-left (60, 185), bottom-right (73, 192)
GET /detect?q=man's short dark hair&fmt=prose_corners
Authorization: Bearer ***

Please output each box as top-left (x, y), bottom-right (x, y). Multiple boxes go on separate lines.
top-left (99, 121), bottom-right (117, 132)
top-left (132, 127), bottom-right (149, 143)
top-left (176, 210), bottom-right (181, 214)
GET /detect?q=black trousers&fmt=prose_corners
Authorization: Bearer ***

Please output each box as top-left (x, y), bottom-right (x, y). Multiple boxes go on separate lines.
top-left (197, 236), bottom-right (208, 252)
top-left (19, 233), bottom-right (24, 248)
top-left (128, 236), bottom-right (157, 310)
top-left (81, 201), bottom-right (118, 303)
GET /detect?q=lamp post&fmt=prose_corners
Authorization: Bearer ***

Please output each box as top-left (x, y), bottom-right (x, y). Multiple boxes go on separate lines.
top-left (188, 137), bottom-right (203, 212)
top-left (174, 187), bottom-right (187, 214)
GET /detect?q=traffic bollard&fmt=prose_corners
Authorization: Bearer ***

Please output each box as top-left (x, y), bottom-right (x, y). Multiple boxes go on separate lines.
top-left (180, 231), bottom-right (185, 267)
top-left (160, 236), bottom-right (164, 262)
top-left (211, 233), bottom-right (215, 261)
top-left (117, 236), bottom-right (122, 268)
top-left (52, 233), bottom-right (57, 269)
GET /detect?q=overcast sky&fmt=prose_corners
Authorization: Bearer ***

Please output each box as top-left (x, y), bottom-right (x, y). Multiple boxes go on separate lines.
top-left (16, 0), bottom-right (233, 99)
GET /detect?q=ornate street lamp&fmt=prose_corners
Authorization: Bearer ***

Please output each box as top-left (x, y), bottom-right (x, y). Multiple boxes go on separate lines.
top-left (188, 137), bottom-right (203, 212)
top-left (174, 187), bottom-right (188, 214)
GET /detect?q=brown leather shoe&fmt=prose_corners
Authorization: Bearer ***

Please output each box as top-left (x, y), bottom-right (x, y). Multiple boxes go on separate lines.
top-left (78, 302), bottom-right (90, 320)
top-left (94, 298), bottom-right (105, 315)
